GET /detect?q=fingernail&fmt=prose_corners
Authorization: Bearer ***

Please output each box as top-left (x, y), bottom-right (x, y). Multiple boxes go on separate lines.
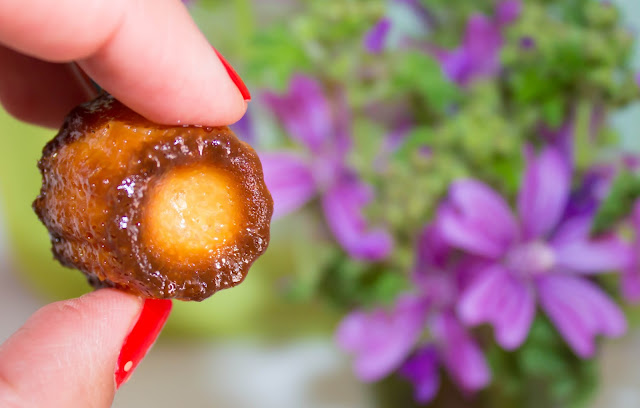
top-left (115, 298), bottom-right (172, 388)
top-left (213, 48), bottom-right (251, 101)
top-left (68, 62), bottom-right (101, 99)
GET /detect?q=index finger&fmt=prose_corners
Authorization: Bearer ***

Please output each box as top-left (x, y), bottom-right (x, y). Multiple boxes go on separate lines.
top-left (0, 0), bottom-right (248, 126)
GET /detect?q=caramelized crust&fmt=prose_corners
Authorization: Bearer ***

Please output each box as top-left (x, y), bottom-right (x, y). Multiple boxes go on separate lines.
top-left (33, 94), bottom-right (273, 301)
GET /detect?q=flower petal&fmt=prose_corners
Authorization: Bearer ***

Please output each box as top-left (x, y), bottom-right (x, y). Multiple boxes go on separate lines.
top-left (439, 180), bottom-right (516, 258)
top-left (400, 345), bottom-right (441, 404)
top-left (322, 178), bottom-right (393, 260)
top-left (230, 109), bottom-right (255, 144)
top-left (435, 14), bottom-right (503, 86)
top-left (495, 0), bottom-right (522, 25)
top-left (462, 15), bottom-right (503, 80)
top-left (518, 147), bottom-right (571, 239)
top-left (457, 265), bottom-right (534, 349)
top-left (436, 48), bottom-right (472, 86)
top-left (622, 262), bottom-right (640, 303)
top-left (336, 295), bottom-right (428, 382)
top-left (415, 225), bottom-right (451, 272)
top-left (551, 217), bottom-right (633, 273)
top-left (260, 152), bottom-right (316, 219)
top-left (431, 312), bottom-right (491, 392)
top-left (363, 18), bottom-right (392, 53)
top-left (537, 274), bottom-right (627, 357)
top-left (263, 75), bottom-right (333, 153)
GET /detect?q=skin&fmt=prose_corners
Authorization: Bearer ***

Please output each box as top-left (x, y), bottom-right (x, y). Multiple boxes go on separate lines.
top-left (0, 0), bottom-right (248, 406)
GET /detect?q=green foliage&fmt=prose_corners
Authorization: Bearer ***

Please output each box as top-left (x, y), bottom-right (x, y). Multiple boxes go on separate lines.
top-left (317, 252), bottom-right (409, 309)
top-left (485, 316), bottom-right (598, 408)
top-left (391, 52), bottom-right (462, 114)
top-left (592, 171), bottom-right (640, 234)
top-left (246, 23), bottom-right (313, 89)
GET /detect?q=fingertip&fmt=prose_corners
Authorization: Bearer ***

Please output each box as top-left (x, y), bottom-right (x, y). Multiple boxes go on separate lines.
top-left (0, 289), bottom-right (143, 408)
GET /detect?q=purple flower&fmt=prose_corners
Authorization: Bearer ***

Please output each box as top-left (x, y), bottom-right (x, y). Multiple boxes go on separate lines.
top-left (519, 36), bottom-right (536, 50)
top-left (495, 0), bottom-right (522, 25)
top-left (563, 164), bottom-right (614, 219)
top-left (362, 0), bottom-right (433, 54)
top-left (622, 200), bottom-right (640, 302)
top-left (261, 75), bottom-right (393, 261)
top-left (433, 14), bottom-right (503, 86)
top-left (439, 147), bottom-right (630, 357)
top-left (564, 155), bottom-right (640, 219)
top-left (401, 312), bottom-right (489, 403)
top-left (432, 1), bottom-right (521, 86)
top-left (336, 226), bottom-right (490, 403)
top-left (364, 18), bottom-right (392, 53)
top-left (230, 110), bottom-right (255, 144)
top-left (539, 117), bottom-right (574, 167)
top-left (336, 294), bottom-right (428, 382)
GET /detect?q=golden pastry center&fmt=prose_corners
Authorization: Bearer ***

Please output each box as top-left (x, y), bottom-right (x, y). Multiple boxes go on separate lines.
top-left (143, 165), bottom-right (242, 261)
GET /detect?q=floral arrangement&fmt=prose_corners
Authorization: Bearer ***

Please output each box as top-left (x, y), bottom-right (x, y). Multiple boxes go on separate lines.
top-left (212, 0), bottom-right (639, 406)
top-left (214, 0), bottom-right (640, 405)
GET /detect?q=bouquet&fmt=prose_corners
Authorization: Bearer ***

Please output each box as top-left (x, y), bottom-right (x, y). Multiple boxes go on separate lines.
top-left (220, 0), bottom-right (640, 406)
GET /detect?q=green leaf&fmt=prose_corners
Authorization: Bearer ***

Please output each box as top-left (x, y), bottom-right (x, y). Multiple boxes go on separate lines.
top-left (591, 171), bottom-right (640, 234)
top-left (392, 52), bottom-right (461, 113)
top-left (316, 253), bottom-right (409, 309)
top-left (393, 126), bottom-right (434, 163)
top-left (246, 24), bottom-right (312, 88)
top-left (541, 97), bottom-right (566, 128)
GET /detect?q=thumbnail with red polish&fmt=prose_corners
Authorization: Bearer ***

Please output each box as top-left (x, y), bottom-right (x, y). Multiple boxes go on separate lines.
top-left (115, 298), bottom-right (172, 388)
top-left (213, 47), bottom-right (251, 101)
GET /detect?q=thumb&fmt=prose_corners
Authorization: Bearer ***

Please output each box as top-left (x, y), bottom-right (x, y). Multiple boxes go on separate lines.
top-left (0, 289), bottom-right (171, 408)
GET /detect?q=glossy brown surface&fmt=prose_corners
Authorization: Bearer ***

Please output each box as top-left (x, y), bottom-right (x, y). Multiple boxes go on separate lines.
top-left (33, 94), bottom-right (273, 300)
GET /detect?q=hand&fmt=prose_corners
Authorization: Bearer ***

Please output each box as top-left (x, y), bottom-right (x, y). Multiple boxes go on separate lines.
top-left (0, 1), bottom-right (249, 406)
top-left (0, 0), bottom-right (249, 128)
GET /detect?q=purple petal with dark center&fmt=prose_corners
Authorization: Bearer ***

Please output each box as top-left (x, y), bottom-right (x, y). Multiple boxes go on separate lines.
top-left (263, 75), bottom-right (333, 153)
top-left (564, 164), bottom-right (614, 219)
top-left (518, 147), bottom-right (571, 240)
top-left (260, 152), bottom-right (317, 219)
top-left (495, 0), bottom-right (522, 26)
top-left (438, 180), bottom-right (517, 258)
top-left (322, 178), bottom-right (393, 260)
top-left (457, 265), bottom-right (535, 349)
top-left (364, 18), bottom-right (392, 54)
top-left (400, 345), bottom-right (441, 404)
top-left (336, 295), bottom-right (428, 382)
top-left (415, 224), bottom-right (451, 272)
top-left (537, 274), bottom-right (626, 357)
top-left (431, 311), bottom-right (491, 392)
top-left (551, 216), bottom-right (633, 273)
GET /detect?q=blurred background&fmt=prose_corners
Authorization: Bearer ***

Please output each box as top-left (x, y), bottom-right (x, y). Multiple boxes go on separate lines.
top-left (3, 0), bottom-right (640, 407)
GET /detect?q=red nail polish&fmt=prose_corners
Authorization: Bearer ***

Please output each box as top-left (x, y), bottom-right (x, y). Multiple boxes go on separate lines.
top-left (115, 298), bottom-right (172, 388)
top-left (213, 48), bottom-right (251, 101)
